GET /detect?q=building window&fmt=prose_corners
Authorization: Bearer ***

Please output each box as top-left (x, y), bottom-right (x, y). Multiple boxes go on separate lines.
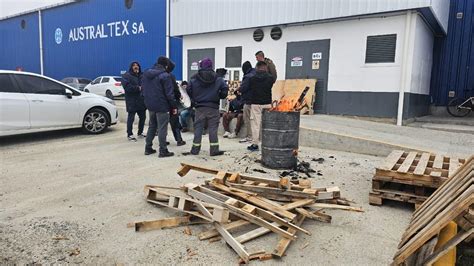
top-left (253, 29), bottom-right (264, 42)
top-left (365, 34), bottom-right (397, 63)
top-left (225, 46), bottom-right (242, 68)
top-left (125, 0), bottom-right (133, 9)
top-left (270, 27), bottom-right (282, 40)
top-left (21, 19), bottom-right (26, 29)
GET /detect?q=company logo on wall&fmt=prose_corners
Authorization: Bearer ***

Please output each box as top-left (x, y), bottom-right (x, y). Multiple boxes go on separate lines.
top-left (55, 28), bottom-right (63, 44)
top-left (56, 20), bottom-right (147, 44)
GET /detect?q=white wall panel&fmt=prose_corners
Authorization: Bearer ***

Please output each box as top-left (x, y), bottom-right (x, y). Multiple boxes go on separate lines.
top-left (182, 14), bottom-right (410, 93)
top-left (171, 0), bottom-right (449, 36)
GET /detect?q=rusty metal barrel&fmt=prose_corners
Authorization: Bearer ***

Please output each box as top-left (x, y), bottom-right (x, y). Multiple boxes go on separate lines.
top-left (261, 109), bottom-right (300, 169)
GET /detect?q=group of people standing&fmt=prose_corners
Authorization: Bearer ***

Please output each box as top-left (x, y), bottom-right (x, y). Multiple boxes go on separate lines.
top-left (120, 50), bottom-right (277, 158)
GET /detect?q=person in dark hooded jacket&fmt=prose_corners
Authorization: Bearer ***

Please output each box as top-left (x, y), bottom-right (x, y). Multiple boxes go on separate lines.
top-left (247, 61), bottom-right (273, 152)
top-left (166, 60), bottom-right (186, 146)
top-left (142, 56), bottom-right (177, 158)
top-left (238, 61), bottom-right (256, 143)
top-left (122, 61), bottom-right (146, 141)
top-left (187, 58), bottom-right (228, 156)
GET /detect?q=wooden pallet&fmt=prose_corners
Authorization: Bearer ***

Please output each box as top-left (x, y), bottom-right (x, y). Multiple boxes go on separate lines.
top-left (369, 180), bottom-right (436, 208)
top-left (375, 150), bottom-right (465, 188)
top-left (392, 156), bottom-right (473, 265)
top-left (370, 150), bottom-right (466, 207)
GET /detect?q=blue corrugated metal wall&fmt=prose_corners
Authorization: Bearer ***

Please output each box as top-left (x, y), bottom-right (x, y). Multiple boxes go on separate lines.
top-left (0, 13), bottom-right (40, 73)
top-left (169, 36), bottom-right (183, 80)
top-left (430, 0), bottom-right (474, 106)
top-left (42, 0), bottom-right (176, 80)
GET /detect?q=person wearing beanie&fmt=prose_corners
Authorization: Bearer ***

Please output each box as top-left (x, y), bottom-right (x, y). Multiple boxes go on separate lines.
top-left (255, 51), bottom-right (277, 83)
top-left (166, 60), bottom-right (186, 146)
top-left (186, 57), bottom-right (228, 156)
top-left (238, 61), bottom-right (256, 143)
top-left (141, 56), bottom-right (177, 158)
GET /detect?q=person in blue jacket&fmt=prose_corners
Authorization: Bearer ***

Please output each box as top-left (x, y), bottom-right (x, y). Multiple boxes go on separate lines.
top-left (187, 58), bottom-right (228, 156)
top-left (121, 61), bottom-right (146, 141)
top-left (142, 56), bottom-right (177, 158)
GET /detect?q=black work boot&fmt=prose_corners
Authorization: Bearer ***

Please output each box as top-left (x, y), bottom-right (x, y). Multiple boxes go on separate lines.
top-left (144, 148), bottom-right (157, 155)
top-left (158, 150), bottom-right (174, 158)
top-left (210, 146), bottom-right (225, 156)
top-left (190, 145), bottom-right (201, 155)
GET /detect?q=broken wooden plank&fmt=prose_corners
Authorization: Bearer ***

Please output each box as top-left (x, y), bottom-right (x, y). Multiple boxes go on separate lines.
top-left (272, 214), bottom-right (306, 258)
top-left (230, 183), bottom-right (317, 199)
top-left (131, 216), bottom-right (208, 232)
top-left (210, 181), bottom-right (297, 220)
top-left (295, 208), bottom-right (331, 223)
top-left (198, 220), bottom-right (250, 240)
top-left (214, 222), bottom-right (250, 264)
top-left (309, 203), bottom-right (364, 212)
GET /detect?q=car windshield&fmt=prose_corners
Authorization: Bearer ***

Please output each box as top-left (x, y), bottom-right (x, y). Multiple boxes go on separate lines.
top-left (79, 78), bottom-right (91, 84)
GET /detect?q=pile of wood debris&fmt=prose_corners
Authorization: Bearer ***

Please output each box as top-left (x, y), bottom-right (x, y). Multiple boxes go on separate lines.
top-left (129, 162), bottom-right (363, 264)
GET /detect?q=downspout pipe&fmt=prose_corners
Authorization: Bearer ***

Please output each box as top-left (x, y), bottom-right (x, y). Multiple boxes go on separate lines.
top-left (397, 11), bottom-right (413, 126)
top-left (38, 10), bottom-right (44, 75)
top-left (165, 0), bottom-right (170, 58)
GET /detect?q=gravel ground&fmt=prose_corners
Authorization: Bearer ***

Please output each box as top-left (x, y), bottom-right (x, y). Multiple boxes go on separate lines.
top-left (0, 124), bottom-right (412, 265)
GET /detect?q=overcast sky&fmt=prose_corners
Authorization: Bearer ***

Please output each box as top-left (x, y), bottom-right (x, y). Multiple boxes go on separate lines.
top-left (0, 0), bottom-right (64, 18)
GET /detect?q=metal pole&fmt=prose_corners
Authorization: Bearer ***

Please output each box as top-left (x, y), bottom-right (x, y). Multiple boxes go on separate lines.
top-left (397, 11), bottom-right (412, 126)
top-left (165, 0), bottom-right (170, 58)
top-left (38, 10), bottom-right (44, 75)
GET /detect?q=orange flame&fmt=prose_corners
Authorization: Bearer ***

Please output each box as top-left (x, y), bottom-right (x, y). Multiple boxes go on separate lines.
top-left (270, 97), bottom-right (306, 112)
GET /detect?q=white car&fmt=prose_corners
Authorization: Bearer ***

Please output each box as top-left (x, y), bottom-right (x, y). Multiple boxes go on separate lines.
top-left (84, 76), bottom-right (125, 99)
top-left (0, 70), bottom-right (118, 136)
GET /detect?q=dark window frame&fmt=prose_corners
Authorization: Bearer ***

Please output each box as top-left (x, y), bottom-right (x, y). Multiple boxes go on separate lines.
top-left (225, 46), bottom-right (243, 68)
top-left (365, 34), bottom-right (397, 64)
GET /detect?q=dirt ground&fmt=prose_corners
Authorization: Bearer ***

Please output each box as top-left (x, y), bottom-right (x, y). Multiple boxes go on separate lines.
top-left (0, 124), bottom-right (412, 265)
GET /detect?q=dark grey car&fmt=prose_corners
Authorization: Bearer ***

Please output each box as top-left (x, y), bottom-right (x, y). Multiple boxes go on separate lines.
top-left (61, 77), bottom-right (92, 91)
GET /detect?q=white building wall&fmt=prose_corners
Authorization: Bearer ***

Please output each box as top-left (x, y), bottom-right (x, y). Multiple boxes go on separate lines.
top-left (408, 14), bottom-right (434, 95)
top-left (183, 13), bottom-right (409, 93)
top-left (171, 0), bottom-right (449, 36)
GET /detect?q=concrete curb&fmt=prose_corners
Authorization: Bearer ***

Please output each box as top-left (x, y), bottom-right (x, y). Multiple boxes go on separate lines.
top-left (299, 126), bottom-right (432, 157)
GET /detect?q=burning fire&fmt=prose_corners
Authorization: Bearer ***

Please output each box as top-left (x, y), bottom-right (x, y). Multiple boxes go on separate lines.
top-left (270, 97), bottom-right (307, 112)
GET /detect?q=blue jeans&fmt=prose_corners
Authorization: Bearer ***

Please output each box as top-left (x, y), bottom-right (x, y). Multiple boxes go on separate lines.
top-left (179, 108), bottom-right (194, 128)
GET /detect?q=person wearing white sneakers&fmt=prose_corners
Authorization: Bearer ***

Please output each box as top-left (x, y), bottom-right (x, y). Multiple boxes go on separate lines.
top-left (222, 90), bottom-right (244, 139)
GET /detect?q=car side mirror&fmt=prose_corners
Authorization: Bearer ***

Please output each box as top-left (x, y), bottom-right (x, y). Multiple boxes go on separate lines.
top-left (65, 88), bottom-right (73, 99)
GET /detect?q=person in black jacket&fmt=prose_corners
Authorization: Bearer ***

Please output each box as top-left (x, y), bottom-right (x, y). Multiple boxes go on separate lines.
top-left (166, 60), bottom-right (186, 146)
top-left (248, 61), bottom-right (273, 151)
top-left (121, 61), bottom-right (146, 141)
top-left (142, 56), bottom-right (177, 157)
top-left (238, 61), bottom-right (256, 143)
top-left (222, 90), bottom-right (244, 139)
top-left (187, 58), bottom-right (228, 156)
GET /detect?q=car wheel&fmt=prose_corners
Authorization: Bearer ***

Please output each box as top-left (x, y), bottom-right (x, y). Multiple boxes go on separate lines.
top-left (85, 89), bottom-right (89, 92)
top-left (82, 108), bottom-right (109, 134)
top-left (105, 90), bottom-right (114, 99)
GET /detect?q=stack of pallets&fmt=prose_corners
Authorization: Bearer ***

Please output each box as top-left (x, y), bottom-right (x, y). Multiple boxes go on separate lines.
top-left (129, 163), bottom-right (363, 263)
top-left (392, 156), bottom-right (473, 265)
top-left (369, 150), bottom-right (466, 208)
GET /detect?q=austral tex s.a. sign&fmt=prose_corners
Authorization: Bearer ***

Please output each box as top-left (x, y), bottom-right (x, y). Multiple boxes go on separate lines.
top-left (55, 20), bottom-right (147, 44)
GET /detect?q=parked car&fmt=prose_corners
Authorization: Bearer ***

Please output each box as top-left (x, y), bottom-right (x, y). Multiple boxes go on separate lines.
top-left (60, 77), bottom-right (92, 91)
top-left (84, 76), bottom-right (124, 99)
top-left (0, 70), bottom-right (118, 136)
